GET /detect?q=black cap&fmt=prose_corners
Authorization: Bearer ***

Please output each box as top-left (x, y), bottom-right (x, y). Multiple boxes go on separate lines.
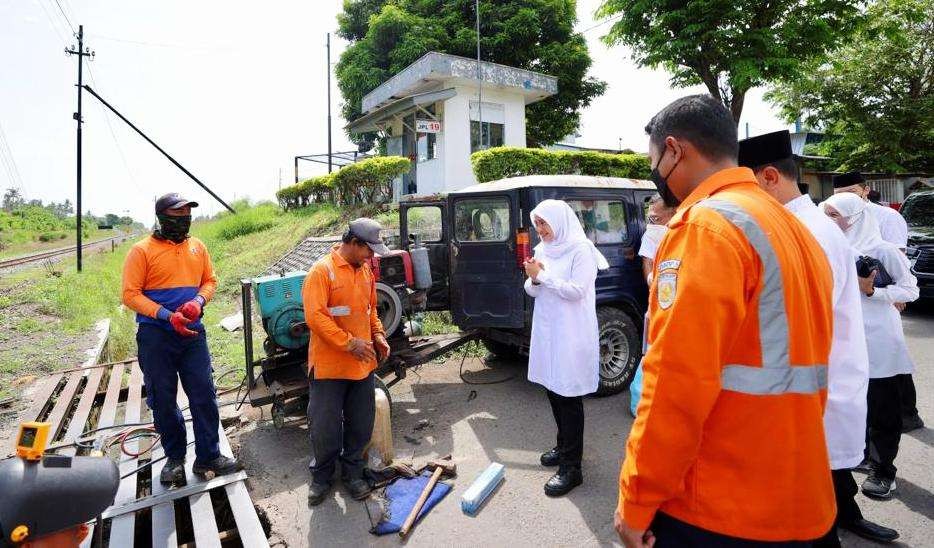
top-left (738, 130), bottom-right (793, 169)
top-left (155, 193), bottom-right (199, 214)
top-left (832, 171), bottom-right (864, 189)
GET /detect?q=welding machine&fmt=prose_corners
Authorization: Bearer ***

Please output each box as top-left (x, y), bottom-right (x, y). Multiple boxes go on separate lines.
top-left (252, 270), bottom-right (310, 353)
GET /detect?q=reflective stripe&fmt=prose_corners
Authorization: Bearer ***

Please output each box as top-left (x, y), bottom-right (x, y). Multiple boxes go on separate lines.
top-left (323, 264), bottom-right (336, 281)
top-left (328, 305), bottom-right (350, 317)
top-left (696, 198), bottom-right (826, 395)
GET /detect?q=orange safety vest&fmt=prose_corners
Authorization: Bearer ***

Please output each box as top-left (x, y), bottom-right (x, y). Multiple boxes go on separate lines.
top-left (618, 167), bottom-right (835, 541)
top-left (302, 247), bottom-right (385, 380)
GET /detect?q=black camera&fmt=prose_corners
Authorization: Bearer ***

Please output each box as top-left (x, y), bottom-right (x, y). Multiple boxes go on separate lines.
top-left (855, 256), bottom-right (894, 287)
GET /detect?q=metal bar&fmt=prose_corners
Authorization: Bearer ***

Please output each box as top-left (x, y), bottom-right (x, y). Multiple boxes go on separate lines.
top-left (242, 280), bottom-right (255, 392)
top-left (109, 363), bottom-right (144, 543)
top-left (44, 371), bottom-right (83, 440)
top-left (100, 470), bottom-right (249, 520)
top-left (60, 368), bottom-right (106, 456)
top-left (81, 85), bottom-right (235, 213)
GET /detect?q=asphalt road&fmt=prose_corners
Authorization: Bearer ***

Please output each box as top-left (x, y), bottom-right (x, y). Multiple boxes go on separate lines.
top-left (240, 302), bottom-right (934, 547)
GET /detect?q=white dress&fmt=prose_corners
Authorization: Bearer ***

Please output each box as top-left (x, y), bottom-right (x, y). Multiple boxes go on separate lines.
top-left (860, 242), bottom-right (919, 378)
top-left (868, 202), bottom-right (909, 250)
top-left (524, 242), bottom-right (600, 397)
top-left (786, 195), bottom-right (868, 469)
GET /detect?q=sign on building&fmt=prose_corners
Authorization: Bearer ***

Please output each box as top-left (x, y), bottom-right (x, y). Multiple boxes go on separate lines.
top-left (415, 119), bottom-right (442, 133)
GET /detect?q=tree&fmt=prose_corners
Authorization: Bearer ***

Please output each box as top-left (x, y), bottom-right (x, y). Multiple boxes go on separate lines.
top-left (768, 0), bottom-right (933, 173)
top-left (335, 0), bottom-right (607, 146)
top-left (2, 188), bottom-right (24, 212)
top-left (597, 0), bottom-right (861, 123)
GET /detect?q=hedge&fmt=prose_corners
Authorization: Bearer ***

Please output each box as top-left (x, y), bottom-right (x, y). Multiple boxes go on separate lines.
top-left (276, 156), bottom-right (411, 210)
top-left (471, 147), bottom-right (651, 183)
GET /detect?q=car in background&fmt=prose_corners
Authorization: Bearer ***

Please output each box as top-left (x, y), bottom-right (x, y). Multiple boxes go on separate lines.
top-left (902, 190), bottom-right (934, 300)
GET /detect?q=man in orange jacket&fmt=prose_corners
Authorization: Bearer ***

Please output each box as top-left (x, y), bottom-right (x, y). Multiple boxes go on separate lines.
top-left (615, 96), bottom-right (836, 546)
top-left (303, 218), bottom-right (391, 505)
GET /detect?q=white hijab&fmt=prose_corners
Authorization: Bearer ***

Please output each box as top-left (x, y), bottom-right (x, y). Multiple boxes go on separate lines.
top-left (822, 193), bottom-right (885, 254)
top-left (530, 199), bottom-right (610, 270)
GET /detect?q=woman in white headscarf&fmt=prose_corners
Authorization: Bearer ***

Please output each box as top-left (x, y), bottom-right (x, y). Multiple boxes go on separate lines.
top-left (523, 199), bottom-right (609, 497)
top-left (822, 192), bottom-right (919, 500)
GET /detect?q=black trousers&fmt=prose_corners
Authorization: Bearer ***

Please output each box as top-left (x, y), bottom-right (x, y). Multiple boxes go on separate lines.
top-left (546, 390), bottom-right (584, 469)
top-left (306, 370), bottom-right (376, 485)
top-left (898, 373), bottom-right (919, 419)
top-left (649, 512), bottom-right (821, 547)
top-left (813, 469), bottom-right (862, 548)
top-left (866, 376), bottom-right (903, 480)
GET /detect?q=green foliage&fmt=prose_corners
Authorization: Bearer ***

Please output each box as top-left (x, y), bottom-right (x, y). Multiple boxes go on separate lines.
top-left (277, 156), bottom-right (411, 209)
top-left (336, 0), bottom-right (606, 146)
top-left (208, 202), bottom-right (280, 240)
top-left (768, 0), bottom-right (934, 173)
top-left (471, 146), bottom-right (650, 183)
top-left (598, 0), bottom-right (862, 122)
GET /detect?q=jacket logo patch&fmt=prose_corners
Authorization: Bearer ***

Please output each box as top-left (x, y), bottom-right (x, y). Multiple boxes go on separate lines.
top-left (657, 259), bottom-right (681, 271)
top-left (657, 271), bottom-right (677, 310)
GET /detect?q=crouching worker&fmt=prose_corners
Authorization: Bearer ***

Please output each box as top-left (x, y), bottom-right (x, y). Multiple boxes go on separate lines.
top-left (303, 218), bottom-right (391, 506)
top-left (122, 193), bottom-right (240, 485)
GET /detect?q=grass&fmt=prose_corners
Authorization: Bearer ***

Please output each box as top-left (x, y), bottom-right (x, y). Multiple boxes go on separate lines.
top-left (0, 201), bottom-right (350, 391)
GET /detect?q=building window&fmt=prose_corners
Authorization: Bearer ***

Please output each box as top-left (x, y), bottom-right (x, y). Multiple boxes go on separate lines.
top-left (567, 199), bottom-right (628, 244)
top-left (470, 121), bottom-right (504, 152)
top-left (417, 132), bottom-right (436, 162)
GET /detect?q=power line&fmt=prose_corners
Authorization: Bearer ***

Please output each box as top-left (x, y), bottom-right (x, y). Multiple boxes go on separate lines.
top-left (0, 120), bottom-right (26, 195)
top-left (52, 0), bottom-right (77, 36)
top-left (36, 0), bottom-right (68, 46)
top-left (578, 13), bottom-right (624, 35)
top-left (84, 63), bottom-right (143, 193)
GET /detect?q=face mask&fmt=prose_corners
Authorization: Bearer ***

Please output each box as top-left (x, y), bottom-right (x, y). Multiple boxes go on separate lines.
top-left (650, 148), bottom-right (681, 208)
top-left (156, 214), bottom-right (191, 243)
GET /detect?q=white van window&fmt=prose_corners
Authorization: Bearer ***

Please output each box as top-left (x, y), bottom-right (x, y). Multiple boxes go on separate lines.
top-left (454, 197), bottom-right (509, 242)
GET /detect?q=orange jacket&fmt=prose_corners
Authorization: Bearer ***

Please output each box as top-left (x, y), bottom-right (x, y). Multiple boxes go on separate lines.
top-left (122, 235), bottom-right (217, 329)
top-left (618, 167), bottom-right (835, 541)
top-left (302, 248), bottom-right (385, 380)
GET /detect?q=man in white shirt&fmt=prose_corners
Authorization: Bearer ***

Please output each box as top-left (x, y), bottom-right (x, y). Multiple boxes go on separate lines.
top-left (739, 131), bottom-right (898, 545)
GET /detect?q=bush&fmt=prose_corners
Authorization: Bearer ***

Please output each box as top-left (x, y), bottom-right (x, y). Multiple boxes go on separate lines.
top-left (471, 147), bottom-right (651, 183)
top-left (276, 156), bottom-right (411, 210)
top-left (212, 202), bottom-right (279, 240)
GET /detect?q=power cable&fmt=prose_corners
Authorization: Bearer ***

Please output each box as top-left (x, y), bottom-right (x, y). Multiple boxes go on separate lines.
top-left (0, 120), bottom-right (26, 196)
top-left (84, 63), bottom-right (143, 193)
top-left (36, 0), bottom-right (69, 47)
top-left (578, 13), bottom-right (624, 35)
top-left (52, 0), bottom-right (77, 36)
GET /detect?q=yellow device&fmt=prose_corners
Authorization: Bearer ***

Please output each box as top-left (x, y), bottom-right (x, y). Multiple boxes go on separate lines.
top-left (16, 422), bottom-right (51, 461)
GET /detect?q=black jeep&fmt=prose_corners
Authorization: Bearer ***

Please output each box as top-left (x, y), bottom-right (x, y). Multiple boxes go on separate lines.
top-left (903, 190), bottom-right (934, 300)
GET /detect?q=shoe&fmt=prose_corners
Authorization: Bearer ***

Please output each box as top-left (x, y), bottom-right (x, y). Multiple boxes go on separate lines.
top-left (540, 448), bottom-right (560, 467)
top-left (852, 458), bottom-right (875, 475)
top-left (861, 474), bottom-right (897, 499)
top-left (192, 455), bottom-right (241, 477)
top-left (544, 466), bottom-right (583, 497)
top-left (840, 519), bottom-right (899, 543)
top-left (307, 481), bottom-right (331, 506)
top-left (345, 478), bottom-right (372, 500)
top-left (902, 414), bottom-right (924, 433)
top-left (159, 458), bottom-right (185, 485)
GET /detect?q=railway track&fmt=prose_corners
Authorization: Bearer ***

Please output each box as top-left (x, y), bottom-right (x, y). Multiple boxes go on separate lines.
top-left (0, 233), bottom-right (136, 270)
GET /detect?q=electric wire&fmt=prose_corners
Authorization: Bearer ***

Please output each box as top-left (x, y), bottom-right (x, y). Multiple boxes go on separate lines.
top-left (578, 13), bottom-right (624, 35)
top-left (52, 0), bottom-right (77, 36)
top-left (83, 63), bottom-right (144, 194)
top-left (0, 120), bottom-right (26, 197)
top-left (36, 0), bottom-right (69, 47)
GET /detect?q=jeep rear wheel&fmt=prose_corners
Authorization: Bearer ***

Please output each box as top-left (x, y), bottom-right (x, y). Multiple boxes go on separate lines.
top-left (596, 306), bottom-right (640, 396)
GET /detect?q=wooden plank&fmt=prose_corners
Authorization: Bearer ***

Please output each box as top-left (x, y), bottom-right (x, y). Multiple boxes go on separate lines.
top-left (60, 368), bottom-right (106, 457)
top-left (217, 426), bottom-right (268, 547)
top-left (97, 362), bottom-right (127, 429)
top-left (109, 363), bottom-right (144, 545)
top-left (44, 371), bottom-right (83, 441)
top-left (149, 384), bottom-right (187, 548)
top-left (183, 421), bottom-right (221, 548)
top-left (23, 374), bottom-right (63, 422)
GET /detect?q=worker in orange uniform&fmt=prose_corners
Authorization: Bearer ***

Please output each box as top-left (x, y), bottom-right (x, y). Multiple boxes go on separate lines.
top-left (303, 218), bottom-right (391, 506)
top-left (615, 95), bottom-right (836, 546)
top-left (122, 193), bottom-right (240, 485)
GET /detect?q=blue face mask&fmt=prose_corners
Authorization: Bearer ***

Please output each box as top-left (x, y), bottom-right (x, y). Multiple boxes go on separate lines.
top-left (650, 149), bottom-right (681, 208)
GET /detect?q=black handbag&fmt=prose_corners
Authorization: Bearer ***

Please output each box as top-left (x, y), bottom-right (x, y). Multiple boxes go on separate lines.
top-left (855, 256), bottom-right (894, 288)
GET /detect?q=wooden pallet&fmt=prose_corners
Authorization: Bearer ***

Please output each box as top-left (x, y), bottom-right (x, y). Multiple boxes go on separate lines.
top-left (27, 360), bottom-right (268, 548)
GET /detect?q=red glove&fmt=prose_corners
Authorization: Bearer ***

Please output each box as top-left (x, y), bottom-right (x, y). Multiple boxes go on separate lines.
top-left (169, 311), bottom-right (198, 337)
top-left (178, 299), bottom-right (203, 321)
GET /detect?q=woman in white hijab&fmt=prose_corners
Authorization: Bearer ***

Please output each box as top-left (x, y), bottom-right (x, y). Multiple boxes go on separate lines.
top-left (822, 192), bottom-right (919, 500)
top-left (523, 199), bottom-right (609, 497)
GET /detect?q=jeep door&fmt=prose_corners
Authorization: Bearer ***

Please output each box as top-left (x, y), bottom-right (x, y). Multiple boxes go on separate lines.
top-left (449, 193), bottom-right (524, 328)
top-left (400, 200), bottom-right (449, 310)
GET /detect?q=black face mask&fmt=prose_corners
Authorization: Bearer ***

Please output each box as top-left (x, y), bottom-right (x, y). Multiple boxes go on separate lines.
top-left (650, 149), bottom-right (682, 208)
top-left (155, 214), bottom-right (191, 243)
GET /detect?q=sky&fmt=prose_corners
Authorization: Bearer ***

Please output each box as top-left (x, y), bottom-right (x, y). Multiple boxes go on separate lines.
top-left (0, 0), bottom-right (793, 224)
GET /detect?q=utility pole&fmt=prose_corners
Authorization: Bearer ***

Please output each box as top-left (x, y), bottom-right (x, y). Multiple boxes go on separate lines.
top-left (66, 25), bottom-right (93, 272)
top-left (475, 0), bottom-right (483, 149)
top-left (327, 33), bottom-right (333, 173)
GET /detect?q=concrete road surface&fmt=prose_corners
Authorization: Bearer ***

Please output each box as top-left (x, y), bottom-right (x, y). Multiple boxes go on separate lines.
top-left (240, 303), bottom-right (934, 547)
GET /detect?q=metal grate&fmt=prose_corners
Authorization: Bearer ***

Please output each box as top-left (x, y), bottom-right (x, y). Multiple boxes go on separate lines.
top-left (264, 237), bottom-right (340, 276)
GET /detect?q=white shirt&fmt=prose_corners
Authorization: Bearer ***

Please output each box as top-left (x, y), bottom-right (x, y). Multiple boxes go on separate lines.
top-left (786, 195), bottom-right (868, 469)
top-left (639, 224), bottom-right (667, 260)
top-left (869, 202), bottom-right (909, 250)
top-left (859, 241), bottom-right (919, 378)
top-left (524, 243), bottom-right (600, 397)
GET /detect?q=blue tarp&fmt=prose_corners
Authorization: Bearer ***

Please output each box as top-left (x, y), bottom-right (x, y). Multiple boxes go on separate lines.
top-left (372, 471), bottom-right (452, 535)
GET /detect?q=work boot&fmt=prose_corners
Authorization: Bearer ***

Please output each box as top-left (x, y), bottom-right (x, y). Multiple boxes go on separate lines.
top-left (307, 481), bottom-right (331, 506)
top-left (159, 458), bottom-right (185, 485)
top-left (345, 478), bottom-right (373, 500)
top-left (840, 519), bottom-right (899, 543)
top-left (544, 466), bottom-right (582, 497)
top-left (192, 455), bottom-right (241, 477)
top-left (852, 458), bottom-right (875, 475)
top-left (902, 414), bottom-right (924, 433)
top-left (861, 474), bottom-right (897, 499)
top-left (540, 448), bottom-right (560, 467)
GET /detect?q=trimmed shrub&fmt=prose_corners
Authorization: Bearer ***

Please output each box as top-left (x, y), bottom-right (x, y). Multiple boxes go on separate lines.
top-left (276, 156), bottom-right (410, 210)
top-left (471, 147), bottom-right (651, 183)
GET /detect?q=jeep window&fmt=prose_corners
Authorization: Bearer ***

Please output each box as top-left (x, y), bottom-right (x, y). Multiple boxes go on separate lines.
top-left (901, 194), bottom-right (934, 227)
top-left (406, 206), bottom-right (443, 242)
top-left (454, 197), bottom-right (509, 242)
top-left (568, 200), bottom-right (628, 244)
